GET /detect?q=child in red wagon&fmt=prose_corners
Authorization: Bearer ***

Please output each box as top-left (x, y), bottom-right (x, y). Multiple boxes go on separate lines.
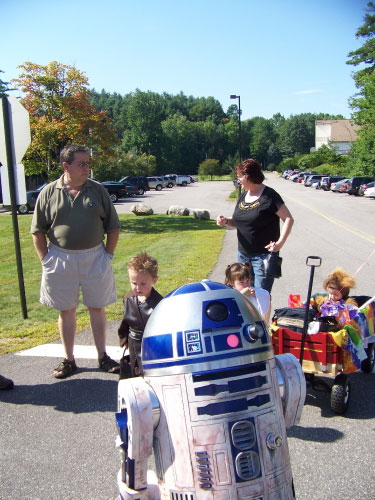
top-left (310, 268), bottom-right (358, 327)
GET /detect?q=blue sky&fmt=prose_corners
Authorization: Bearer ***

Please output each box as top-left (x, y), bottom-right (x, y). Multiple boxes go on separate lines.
top-left (2, 0), bottom-right (369, 120)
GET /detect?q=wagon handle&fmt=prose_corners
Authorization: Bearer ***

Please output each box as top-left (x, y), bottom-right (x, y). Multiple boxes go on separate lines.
top-left (306, 256), bottom-right (322, 267)
top-left (299, 256), bottom-right (322, 365)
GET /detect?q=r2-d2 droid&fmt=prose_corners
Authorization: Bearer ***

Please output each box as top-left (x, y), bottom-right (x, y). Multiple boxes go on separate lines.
top-left (116, 281), bottom-right (305, 500)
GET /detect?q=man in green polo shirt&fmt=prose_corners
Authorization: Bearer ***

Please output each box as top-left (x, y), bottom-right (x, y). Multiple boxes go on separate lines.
top-left (31, 144), bottom-right (121, 378)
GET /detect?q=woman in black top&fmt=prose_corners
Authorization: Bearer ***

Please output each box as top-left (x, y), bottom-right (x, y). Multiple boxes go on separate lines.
top-left (217, 159), bottom-right (294, 293)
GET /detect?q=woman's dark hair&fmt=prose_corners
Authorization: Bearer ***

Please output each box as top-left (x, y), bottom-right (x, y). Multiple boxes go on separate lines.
top-left (235, 159), bottom-right (265, 184)
top-left (225, 262), bottom-right (252, 286)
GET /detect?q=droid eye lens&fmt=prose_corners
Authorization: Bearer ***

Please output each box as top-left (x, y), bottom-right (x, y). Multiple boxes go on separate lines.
top-left (206, 301), bottom-right (228, 322)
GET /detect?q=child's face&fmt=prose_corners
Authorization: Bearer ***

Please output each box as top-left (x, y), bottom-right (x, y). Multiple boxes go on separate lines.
top-left (233, 278), bottom-right (251, 292)
top-left (128, 269), bottom-right (158, 299)
top-left (327, 285), bottom-right (343, 302)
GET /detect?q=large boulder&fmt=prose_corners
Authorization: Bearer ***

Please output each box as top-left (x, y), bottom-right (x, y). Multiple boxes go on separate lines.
top-left (130, 203), bottom-right (154, 216)
top-left (166, 205), bottom-right (190, 216)
top-left (192, 209), bottom-right (210, 220)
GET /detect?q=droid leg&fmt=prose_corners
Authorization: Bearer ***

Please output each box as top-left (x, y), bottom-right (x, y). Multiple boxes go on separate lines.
top-left (275, 353), bottom-right (306, 428)
top-left (116, 378), bottom-right (160, 500)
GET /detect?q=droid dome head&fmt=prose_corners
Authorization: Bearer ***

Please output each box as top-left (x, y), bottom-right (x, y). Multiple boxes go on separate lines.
top-left (142, 280), bottom-right (273, 376)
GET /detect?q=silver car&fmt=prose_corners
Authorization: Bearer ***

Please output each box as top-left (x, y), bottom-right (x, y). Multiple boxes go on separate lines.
top-left (147, 177), bottom-right (164, 190)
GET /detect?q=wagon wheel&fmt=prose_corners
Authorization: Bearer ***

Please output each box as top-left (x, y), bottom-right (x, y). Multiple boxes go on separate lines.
top-left (331, 374), bottom-right (351, 414)
top-left (361, 343), bottom-right (375, 373)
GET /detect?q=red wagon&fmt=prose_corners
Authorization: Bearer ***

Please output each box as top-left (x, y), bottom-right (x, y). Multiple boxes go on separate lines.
top-left (270, 257), bottom-right (375, 414)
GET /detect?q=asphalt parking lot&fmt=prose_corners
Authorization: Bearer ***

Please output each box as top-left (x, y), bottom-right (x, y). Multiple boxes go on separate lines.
top-left (1, 175), bottom-right (375, 500)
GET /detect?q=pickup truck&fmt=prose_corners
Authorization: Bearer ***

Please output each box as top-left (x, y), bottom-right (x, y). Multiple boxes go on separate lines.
top-left (167, 174), bottom-right (191, 186)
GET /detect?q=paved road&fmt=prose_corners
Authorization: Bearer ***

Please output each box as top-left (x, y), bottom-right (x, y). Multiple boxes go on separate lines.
top-left (1, 175), bottom-right (374, 500)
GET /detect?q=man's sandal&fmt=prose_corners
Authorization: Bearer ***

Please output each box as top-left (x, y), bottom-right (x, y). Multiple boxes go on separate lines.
top-left (53, 358), bottom-right (77, 379)
top-left (99, 352), bottom-right (120, 374)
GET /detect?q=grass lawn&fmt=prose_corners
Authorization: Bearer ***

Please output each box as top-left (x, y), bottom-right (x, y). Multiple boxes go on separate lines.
top-left (0, 213), bottom-right (225, 354)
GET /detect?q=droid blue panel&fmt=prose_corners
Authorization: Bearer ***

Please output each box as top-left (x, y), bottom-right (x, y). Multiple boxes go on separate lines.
top-left (202, 298), bottom-right (243, 332)
top-left (213, 332), bottom-right (243, 352)
top-left (185, 330), bottom-right (202, 356)
top-left (169, 282), bottom-right (206, 296)
top-left (205, 281), bottom-right (230, 291)
top-left (142, 334), bottom-right (173, 361)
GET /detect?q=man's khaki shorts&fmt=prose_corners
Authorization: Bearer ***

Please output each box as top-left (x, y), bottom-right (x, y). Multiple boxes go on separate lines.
top-left (40, 243), bottom-right (117, 311)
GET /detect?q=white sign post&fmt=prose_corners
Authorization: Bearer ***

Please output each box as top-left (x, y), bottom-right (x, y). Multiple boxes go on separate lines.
top-left (0, 96), bottom-right (31, 319)
top-left (0, 96), bottom-right (30, 204)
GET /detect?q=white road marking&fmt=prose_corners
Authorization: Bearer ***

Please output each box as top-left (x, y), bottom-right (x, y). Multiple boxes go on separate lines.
top-left (16, 344), bottom-right (123, 360)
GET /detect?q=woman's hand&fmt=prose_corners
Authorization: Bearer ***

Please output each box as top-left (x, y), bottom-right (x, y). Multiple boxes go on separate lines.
top-left (269, 204), bottom-right (294, 252)
top-left (217, 215), bottom-right (228, 226)
top-left (217, 215), bottom-right (235, 228)
top-left (265, 241), bottom-right (281, 252)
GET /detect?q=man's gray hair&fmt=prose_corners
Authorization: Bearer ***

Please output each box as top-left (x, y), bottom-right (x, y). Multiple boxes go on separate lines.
top-left (60, 144), bottom-right (90, 164)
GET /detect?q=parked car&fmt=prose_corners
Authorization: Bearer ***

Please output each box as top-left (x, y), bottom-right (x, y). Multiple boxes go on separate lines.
top-left (163, 176), bottom-right (175, 188)
top-left (102, 181), bottom-right (128, 202)
top-left (118, 176), bottom-right (150, 194)
top-left (300, 173), bottom-right (314, 185)
top-left (288, 172), bottom-right (300, 181)
top-left (338, 181), bottom-right (350, 193)
top-left (165, 174), bottom-right (177, 186)
top-left (167, 174), bottom-right (191, 186)
top-left (346, 176), bottom-right (375, 195)
top-left (331, 178), bottom-right (350, 192)
top-left (364, 186), bottom-right (375, 198)
top-left (17, 183), bottom-right (47, 214)
top-left (147, 177), bottom-right (164, 190)
top-left (304, 174), bottom-right (326, 187)
top-left (320, 176), bottom-right (345, 191)
top-left (294, 171), bottom-right (311, 184)
top-left (358, 181), bottom-right (374, 196)
top-left (282, 169), bottom-right (292, 178)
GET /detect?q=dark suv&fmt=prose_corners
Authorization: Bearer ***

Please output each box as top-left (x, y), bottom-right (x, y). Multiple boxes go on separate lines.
top-left (345, 176), bottom-right (374, 195)
top-left (118, 176), bottom-right (150, 194)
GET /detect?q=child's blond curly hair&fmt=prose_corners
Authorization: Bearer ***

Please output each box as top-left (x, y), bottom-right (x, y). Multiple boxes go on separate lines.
top-left (323, 267), bottom-right (356, 299)
top-left (127, 252), bottom-right (158, 279)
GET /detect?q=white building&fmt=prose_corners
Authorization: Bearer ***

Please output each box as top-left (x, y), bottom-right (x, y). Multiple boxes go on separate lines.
top-left (315, 120), bottom-right (361, 154)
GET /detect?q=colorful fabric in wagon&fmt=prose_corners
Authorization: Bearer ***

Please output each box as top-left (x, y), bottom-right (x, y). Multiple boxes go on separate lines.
top-left (333, 298), bottom-right (375, 373)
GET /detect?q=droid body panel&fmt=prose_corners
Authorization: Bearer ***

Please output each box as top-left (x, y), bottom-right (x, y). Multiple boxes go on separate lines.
top-left (116, 281), bottom-right (305, 500)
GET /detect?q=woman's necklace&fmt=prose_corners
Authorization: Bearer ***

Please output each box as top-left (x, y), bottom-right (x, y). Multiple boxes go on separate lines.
top-left (244, 184), bottom-right (265, 203)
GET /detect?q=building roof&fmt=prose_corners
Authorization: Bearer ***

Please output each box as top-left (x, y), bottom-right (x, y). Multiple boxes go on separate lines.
top-left (315, 120), bottom-right (361, 142)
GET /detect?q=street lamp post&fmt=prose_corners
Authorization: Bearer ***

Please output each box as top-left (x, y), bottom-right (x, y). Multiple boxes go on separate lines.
top-left (230, 94), bottom-right (242, 163)
top-left (230, 94), bottom-right (242, 195)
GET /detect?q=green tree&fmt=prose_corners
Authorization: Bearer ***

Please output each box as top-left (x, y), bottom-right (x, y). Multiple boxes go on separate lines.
top-left (198, 159), bottom-right (220, 179)
top-left (121, 89), bottom-right (165, 163)
top-left (12, 61), bottom-right (118, 178)
top-left (347, 2), bottom-right (375, 83)
top-left (94, 151), bottom-right (157, 181)
top-left (249, 117), bottom-right (278, 166)
top-left (160, 113), bottom-right (200, 173)
top-left (347, 2), bottom-right (375, 174)
top-left (277, 113), bottom-right (316, 158)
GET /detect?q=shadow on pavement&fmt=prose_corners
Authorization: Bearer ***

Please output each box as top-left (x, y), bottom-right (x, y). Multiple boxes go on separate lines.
top-left (302, 371), bottom-right (375, 419)
top-left (287, 425), bottom-right (344, 443)
top-left (0, 377), bottom-right (118, 413)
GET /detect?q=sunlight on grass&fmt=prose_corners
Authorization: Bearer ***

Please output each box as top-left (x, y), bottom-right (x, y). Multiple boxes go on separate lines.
top-left (0, 213), bottom-right (225, 354)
